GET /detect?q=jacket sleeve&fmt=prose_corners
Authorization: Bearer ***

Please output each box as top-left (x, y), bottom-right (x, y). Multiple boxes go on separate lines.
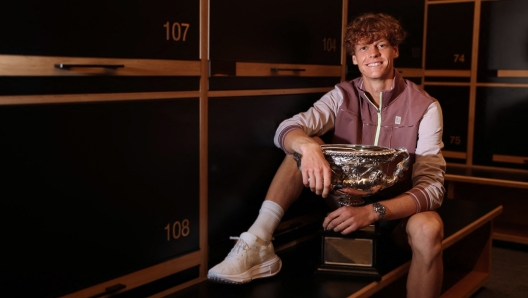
top-left (404, 100), bottom-right (446, 212)
top-left (273, 87), bottom-right (343, 154)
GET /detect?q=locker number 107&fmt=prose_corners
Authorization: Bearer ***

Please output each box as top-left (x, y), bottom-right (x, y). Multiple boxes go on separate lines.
top-left (164, 22), bottom-right (190, 41)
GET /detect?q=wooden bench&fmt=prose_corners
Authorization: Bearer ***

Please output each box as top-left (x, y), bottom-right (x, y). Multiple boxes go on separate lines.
top-left (166, 199), bottom-right (502, 298)
top-left (445, 164), bottom-right (528, 244)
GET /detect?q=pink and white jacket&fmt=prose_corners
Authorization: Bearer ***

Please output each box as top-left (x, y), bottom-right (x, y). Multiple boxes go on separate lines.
top-left (274, 71), bottom-right (446, 212)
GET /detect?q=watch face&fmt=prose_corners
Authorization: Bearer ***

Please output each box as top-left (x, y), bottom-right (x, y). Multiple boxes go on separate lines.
top-left (374, 203), bottom-right (385, 220)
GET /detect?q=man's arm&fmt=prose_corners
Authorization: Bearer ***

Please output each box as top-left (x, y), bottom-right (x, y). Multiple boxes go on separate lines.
top-left (274, 88), bottom-right (342, 154)
top-left (274, 87), bottom-right (344, 197)
top-left (405, 100), bottom-right (446, 212)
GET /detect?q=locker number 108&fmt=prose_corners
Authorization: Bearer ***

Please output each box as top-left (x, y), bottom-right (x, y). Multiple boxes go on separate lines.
top-left (165, 219), bottom-right (190, 241)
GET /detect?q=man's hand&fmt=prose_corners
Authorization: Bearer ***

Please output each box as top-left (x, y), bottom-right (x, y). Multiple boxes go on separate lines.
top-left (322, 205), bottom-right (377, 234)
top-left (297, 142), bottom-right (333, 197)
top-left (284, 130), bottom-right (333, 197)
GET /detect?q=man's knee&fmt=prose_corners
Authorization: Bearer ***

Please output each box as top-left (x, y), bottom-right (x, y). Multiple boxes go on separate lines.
top-left (406, 212), bottom-right (444, 255)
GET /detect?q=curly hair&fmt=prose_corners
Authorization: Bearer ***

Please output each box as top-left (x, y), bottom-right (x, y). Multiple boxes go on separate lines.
top-left (344, 13), bottom-right (406, 55)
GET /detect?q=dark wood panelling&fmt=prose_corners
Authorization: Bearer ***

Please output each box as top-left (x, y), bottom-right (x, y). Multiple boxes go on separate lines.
top-left (425, 2), bottom-right (474, 71)
top-left (477, 0), bottom-right (528, 83)
top-left (209, 77), bottom-right (340, 91)
top-left (0, 76), bottom-right (200, 96)
top-left (1, 1), bottom-right (199, 60)
top-left (210, 0), bottom-right (342, 65)
top-left (1, 98), bottom-right (200, 297)
top-left (474, 86), bottom-right (528, 169)
top-left (424, 85), bottom-right (470, 154)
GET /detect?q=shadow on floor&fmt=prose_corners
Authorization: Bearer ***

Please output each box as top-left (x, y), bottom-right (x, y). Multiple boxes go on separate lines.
top-left (471, 241), bottom-right (528, 298)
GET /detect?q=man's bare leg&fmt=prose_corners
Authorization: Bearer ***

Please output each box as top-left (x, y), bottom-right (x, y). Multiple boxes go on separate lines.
top-left (262, 135), bottom-right (326, 211)
top-left (247, 136), bottom-right (326, 240)
top-left (263, 154), bottom-right (305, 211)
top-left (208, 137), bottom-right (324, 284)
top-left (401, 211), bottom-right (444, 298)
top-left (245, 154), bottom-right (304, 242)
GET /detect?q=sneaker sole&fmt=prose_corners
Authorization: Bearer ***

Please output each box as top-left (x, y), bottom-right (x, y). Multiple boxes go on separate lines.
top-left (207, 255), bottom-right (282, 284)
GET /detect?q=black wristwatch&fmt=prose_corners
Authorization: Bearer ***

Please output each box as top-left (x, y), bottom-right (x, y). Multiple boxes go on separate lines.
top-left (373, 202), bottom-right (386, 221)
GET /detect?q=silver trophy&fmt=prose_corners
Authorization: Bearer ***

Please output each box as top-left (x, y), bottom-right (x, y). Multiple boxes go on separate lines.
top-left (293, 144), bottom-right (410, 280)
top-left (294, 144), bottom-right (410, 207)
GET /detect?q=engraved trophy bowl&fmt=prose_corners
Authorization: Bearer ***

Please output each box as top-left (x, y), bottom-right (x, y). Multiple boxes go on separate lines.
top-left (294, 144), bottom-right (410, 207)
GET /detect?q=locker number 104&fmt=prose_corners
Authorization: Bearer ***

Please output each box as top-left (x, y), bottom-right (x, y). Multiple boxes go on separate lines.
top-left (323, 38), bottom-right (337, 52)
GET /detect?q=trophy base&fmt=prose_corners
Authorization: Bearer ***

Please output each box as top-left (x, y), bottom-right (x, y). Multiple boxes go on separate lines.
top-left (317, 224), bottom-right (382, 281)
top-left (316, 265), bottom-right (382, 281)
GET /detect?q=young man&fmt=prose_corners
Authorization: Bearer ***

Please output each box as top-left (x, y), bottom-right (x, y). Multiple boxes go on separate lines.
top-left (208, 13), bottom-right (446, 298)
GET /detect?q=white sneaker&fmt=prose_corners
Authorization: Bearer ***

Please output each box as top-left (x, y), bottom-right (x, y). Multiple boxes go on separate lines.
top-left (207, 232), bottom-right (282, 284)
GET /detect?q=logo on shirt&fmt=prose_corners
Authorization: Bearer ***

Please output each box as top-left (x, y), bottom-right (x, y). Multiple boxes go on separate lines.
top-left (395, 116), bottom-right (402, 125)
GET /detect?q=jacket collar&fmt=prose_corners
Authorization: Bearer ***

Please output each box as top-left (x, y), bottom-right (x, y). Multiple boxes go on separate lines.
top-left (354, 69), bottom-right (406, 107)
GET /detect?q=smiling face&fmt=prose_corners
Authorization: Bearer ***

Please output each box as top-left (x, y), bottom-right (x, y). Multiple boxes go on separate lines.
top-left (352, 38), bottom-right (399, 83)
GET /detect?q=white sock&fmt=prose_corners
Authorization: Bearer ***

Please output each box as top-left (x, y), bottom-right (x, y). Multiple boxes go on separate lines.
top-left (247, 200), bottom-right (284, 242)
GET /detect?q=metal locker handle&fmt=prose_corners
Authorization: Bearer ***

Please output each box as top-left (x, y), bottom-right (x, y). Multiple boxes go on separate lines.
top-left (54, 64), bottom-right (125, 70)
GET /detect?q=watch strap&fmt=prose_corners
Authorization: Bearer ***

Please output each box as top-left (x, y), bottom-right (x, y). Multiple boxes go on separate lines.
top-left (373, 202), bottom-right (386, 221)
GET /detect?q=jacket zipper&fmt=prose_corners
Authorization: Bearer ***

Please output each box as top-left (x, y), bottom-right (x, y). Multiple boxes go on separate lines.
top-left (363, 92), bottom-right (382, 146)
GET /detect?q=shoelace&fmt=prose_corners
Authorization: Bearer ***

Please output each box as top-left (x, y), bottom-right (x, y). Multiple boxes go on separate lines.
top-left (227, 236), bottom-right (248, 257)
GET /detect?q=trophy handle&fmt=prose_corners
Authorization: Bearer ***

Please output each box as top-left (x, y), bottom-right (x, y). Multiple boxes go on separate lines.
top-left (383, 147), bottom-right (410, 188)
